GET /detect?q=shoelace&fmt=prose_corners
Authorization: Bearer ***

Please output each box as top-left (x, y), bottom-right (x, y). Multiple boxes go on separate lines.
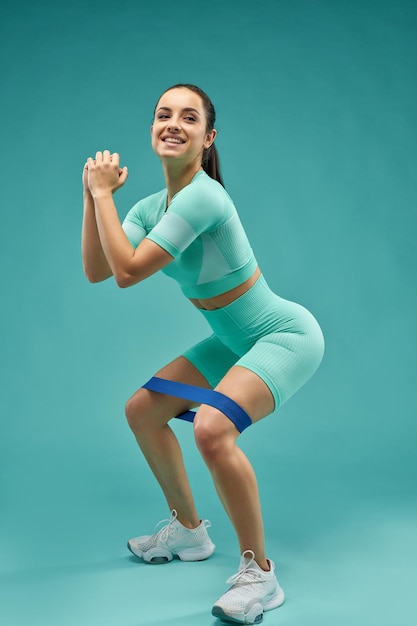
top-left (226, 550), bottom-right (266, 586)
top-left (153, 509), bottom-right (179, 543)
top-left (150, 510), bottom-right (211, 543)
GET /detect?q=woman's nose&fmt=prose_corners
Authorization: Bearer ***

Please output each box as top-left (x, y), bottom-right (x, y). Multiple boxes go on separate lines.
top-left (168, 119), bottom-right (180, 132)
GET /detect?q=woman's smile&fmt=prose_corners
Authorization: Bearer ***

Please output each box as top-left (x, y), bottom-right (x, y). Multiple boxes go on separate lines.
top-left (162, 135), bottom-right (186, 144)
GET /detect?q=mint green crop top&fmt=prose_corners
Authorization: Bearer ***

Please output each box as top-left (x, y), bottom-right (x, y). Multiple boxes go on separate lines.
top-left (122, 170), bottom-right (258, 299)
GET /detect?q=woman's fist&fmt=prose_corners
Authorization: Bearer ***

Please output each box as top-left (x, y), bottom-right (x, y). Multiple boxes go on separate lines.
top-left (86, 150), bottom-right (128, 197)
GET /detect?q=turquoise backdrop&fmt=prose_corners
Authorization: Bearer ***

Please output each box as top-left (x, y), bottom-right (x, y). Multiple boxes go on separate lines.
top-left (1, 1), bottom-right (416, 625)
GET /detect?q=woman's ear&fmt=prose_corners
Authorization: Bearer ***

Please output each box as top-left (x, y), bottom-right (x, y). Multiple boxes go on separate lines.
top-left (204, 128), bottom-right (217, 149)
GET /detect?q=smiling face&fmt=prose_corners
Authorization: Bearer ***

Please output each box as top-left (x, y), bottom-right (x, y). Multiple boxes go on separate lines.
top-left (151, 88), bottom-right (216, 169)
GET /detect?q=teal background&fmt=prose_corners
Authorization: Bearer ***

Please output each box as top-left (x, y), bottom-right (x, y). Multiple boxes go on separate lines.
top-left (1, 0), bottom-right (416, 624)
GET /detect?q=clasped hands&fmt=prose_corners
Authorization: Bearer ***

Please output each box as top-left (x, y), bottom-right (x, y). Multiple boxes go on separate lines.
top-left (84, 150), bottom-right (128, 198)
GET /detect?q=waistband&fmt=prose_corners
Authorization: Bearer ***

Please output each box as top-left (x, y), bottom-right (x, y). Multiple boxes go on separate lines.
top-left (198, 274), bottom-right (273, 331)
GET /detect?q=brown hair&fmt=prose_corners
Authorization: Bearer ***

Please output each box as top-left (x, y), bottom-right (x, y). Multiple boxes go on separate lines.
top-left (154, 84), bottom-right (225, 187)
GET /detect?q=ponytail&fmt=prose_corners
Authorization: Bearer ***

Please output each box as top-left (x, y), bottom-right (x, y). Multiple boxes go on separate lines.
top-left (203, 143), bottom-right (224, 188)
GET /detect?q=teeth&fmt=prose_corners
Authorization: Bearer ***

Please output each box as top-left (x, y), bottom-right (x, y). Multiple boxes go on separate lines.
top-left (164, 138), bottom-right (183, 143)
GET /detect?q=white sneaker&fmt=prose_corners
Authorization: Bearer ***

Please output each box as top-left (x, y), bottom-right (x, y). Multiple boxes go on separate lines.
top-left (127, 509), bottom-right (215, 564)
top-left (212, 550), bottom-right (285, 624)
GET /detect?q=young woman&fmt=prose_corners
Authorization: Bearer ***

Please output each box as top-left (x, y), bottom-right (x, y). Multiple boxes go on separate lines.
top-left (81, 84), bottom-right (324, 625)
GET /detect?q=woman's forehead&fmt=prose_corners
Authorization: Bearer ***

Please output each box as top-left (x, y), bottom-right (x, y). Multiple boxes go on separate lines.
top-left (156, 88), bottom-right (203, 112)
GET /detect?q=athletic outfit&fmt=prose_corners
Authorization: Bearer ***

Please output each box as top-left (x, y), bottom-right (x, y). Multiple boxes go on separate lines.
top-left (122, 169), bottom-right (324, 410)
top-left (123, 169), bottom-right (324, 624)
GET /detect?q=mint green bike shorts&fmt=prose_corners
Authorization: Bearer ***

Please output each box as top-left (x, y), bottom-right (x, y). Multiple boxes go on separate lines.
top-left (182, 274), bottom-right (324, 409)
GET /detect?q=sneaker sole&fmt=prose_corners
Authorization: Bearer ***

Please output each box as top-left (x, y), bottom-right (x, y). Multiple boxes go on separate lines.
top-left (212, 588), bottom-right (285, 624)
top-left (127, 541), bottom-right (215, 564)
top-left (211, 605), bottom-right (263, 624)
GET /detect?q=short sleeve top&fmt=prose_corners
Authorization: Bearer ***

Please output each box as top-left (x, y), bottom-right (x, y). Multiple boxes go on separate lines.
top-left (122, 170), bottom-right (257, 298)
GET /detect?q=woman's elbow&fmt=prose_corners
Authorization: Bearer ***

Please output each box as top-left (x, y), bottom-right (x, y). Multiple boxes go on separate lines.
top-left (87, 274), bottom-right (107, 284)
top-left (83, 265), bottom-right (112, 284)
top-left (114, 271), bottom-right (139, 289)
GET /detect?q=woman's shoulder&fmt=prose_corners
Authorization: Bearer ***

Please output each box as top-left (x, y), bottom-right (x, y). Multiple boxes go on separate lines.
top-left (166, 172), bottom-right (235, 229)
top-left (191, 170), bottom-right (225, 194)
top-left (177, 171), bottom-right (234, 209)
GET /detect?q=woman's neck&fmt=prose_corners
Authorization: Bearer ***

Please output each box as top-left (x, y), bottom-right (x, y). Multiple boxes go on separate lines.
top-left (162, 162), bottom-right (203, 206)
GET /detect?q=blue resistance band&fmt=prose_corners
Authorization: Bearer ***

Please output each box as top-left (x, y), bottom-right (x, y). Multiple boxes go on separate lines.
top-left (142, 376), bottom-right (252, 433)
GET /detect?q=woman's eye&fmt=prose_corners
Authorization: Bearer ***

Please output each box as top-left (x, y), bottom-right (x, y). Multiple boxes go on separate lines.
top-left (157, 114), bottom-right (169, 119)
top-left (185, 116), bottom-right (196, 122)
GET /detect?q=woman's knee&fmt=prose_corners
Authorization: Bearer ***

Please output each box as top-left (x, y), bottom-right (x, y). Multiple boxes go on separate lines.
top-left (125, 389), bottom-right (187, 434)
top-left (125, 391), bottom-right (152, 433)
top-left (194, 408), bottom-right (236, 462)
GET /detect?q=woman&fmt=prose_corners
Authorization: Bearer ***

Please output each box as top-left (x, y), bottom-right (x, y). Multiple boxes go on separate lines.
top-left (82, 84), bottom-right (324, 625)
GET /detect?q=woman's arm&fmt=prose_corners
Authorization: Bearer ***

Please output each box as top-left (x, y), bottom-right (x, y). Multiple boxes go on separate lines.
top-left (87, 150), bottom-right (173, 288)
top-left (81, 162), bottom-right (113, 283)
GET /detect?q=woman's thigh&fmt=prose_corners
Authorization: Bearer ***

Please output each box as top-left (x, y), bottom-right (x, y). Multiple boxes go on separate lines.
top-left (126, 355), bottom-right (213, 428)
top-left (192, 365), bottom-right (275, 448)
top-left (181, 334), bottom-right (240, 388)
top-left (212, 365), bottom-right (275, 425)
